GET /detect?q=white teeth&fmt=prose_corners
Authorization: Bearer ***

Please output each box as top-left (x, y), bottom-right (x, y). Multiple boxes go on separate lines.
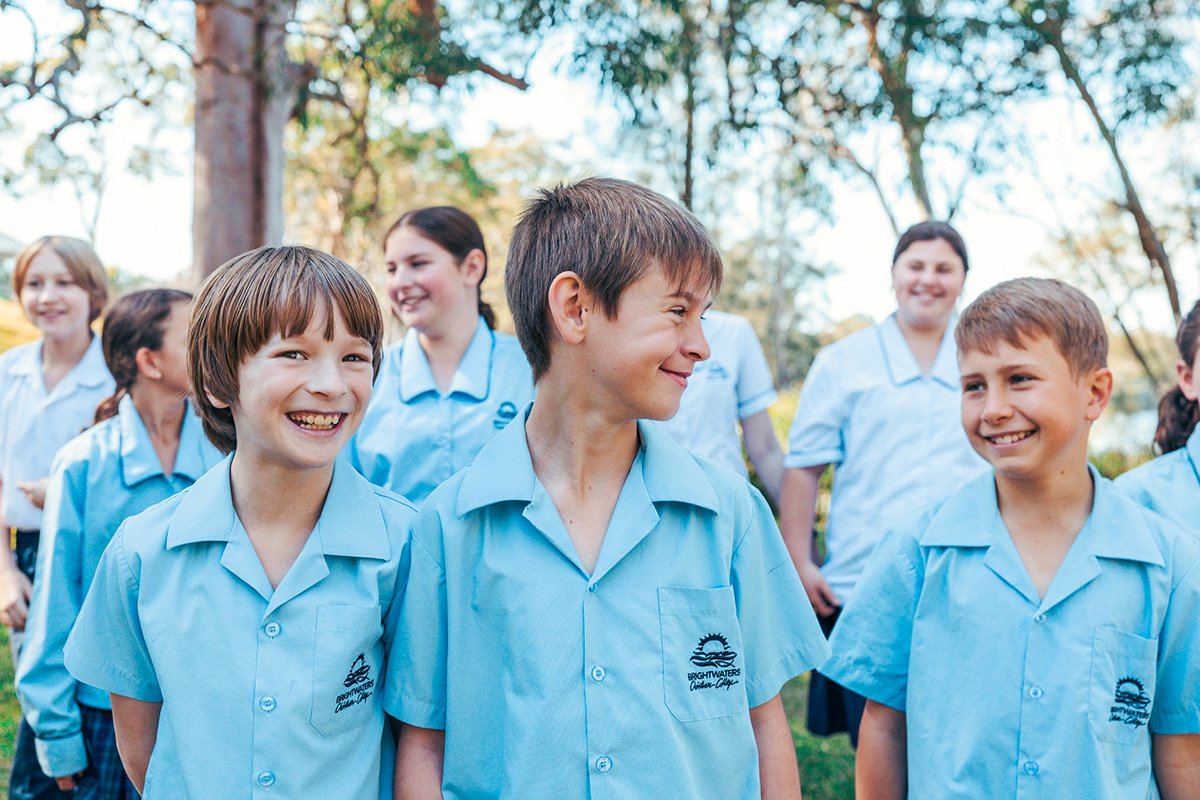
top-left (991, 432), bottom-right (1031, 445)
top-left (290, 413), bottom-right (341, 430)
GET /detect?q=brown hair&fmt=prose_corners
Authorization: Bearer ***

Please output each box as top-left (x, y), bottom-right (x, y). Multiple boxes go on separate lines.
top-left (188, 245), bottom-right (383, 453)
top-left (505, 177), bottom-right (723, 380)
top-left (385, 206), bottom-right (496, 329)
top-left (13, 236), bottom-right (109, 322)
top-left (892, 221), bottom-right (969, 273)
top-left (1154, 299), bottom-right (1200, 454)
top-left (95, 288), bottom-right (194, 424)
top-left (956, 277), bottom-right (1108, 376)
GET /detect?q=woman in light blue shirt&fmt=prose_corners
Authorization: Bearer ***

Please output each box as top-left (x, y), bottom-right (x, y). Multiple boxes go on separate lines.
top-left (350, 207), bottom-right (533, 503)
top-left (779, 221), bottom-right (986, 746)
top-left (1116, 299), bottom-right (1200, 531)
top-left (15, 289), bottom-right (221, 797)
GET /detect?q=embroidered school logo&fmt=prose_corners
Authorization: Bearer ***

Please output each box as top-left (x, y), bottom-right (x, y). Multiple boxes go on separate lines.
top-left (335, 653), bottom-right (375, 713)
top-left (1109, 676), bottom-right (1151, 729)
top-left (687, 633), bottom-right (741, 692)
top-left (493, 401), bottom-right (518, 430)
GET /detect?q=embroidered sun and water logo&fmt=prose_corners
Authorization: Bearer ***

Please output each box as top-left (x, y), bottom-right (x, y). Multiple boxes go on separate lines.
top-left (686, 633), bottom-right (741, 692)
top-left (493, 401), bottom-right (518, 430)
top-left (1109, 676), bottom-right (1151, 729)
top-left (335, 653), bottom-right (375, 714)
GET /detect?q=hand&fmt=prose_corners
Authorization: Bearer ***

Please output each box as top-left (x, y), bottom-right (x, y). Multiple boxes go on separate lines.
top-left (0, 566), bottom-right (33, 631)
top-left (55, 772), bottom-right (85, 791)
top-left (795, 560), bottom-right (841, 618)
top-left (17, 478), bottom-right (48, 510)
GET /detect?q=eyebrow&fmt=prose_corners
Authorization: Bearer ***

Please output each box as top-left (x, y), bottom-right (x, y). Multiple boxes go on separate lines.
top-left (668, 289), bottom-right (713, 310)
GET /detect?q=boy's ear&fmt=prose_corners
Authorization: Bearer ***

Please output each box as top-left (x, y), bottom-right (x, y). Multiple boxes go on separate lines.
top-left (134, 346), bottom-right (163, 382)
top-left (206, 390), bottom-right (231, 410)
top-left (1177, 358), bottom-right (1198, 402)
top-left (1084, 366), bottom-right (1114, 421)
top-left (546, 271), bottom-right (590, 345)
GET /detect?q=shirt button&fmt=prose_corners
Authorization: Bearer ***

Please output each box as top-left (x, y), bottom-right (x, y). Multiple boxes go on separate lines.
top-left (1022, 760), bottom-right (1039, 776)
top-left (587, 584), bottom-right (598, 593)
top-left (591, 665), bottom-right (606, 682)
top-left (264, 622), bottom-right (281, 638)
top-left (257, 771), bottom-right (276, 787)
top-left (1034, 613), bottom-right (1046, 624)
top-left (595, 756), bottom-right (612, 773)
top-left (1027, 686), bottom-right (1043, 700)
top-left (259, 696), bottom-right (277, 712)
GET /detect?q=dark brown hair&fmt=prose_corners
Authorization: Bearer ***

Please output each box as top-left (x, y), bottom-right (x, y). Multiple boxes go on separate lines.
top-left (95, 288), bottom-right (194, 423)
top-left (893, 221), bottom-right (969, 273)
top-left (505, 177), bottom-right (723, 380)
top-left (386, 206), bottom-right (496, 329)
top-left (956, 277), bottom-right (1107, 376)
top-left (1154, 299), bottom-right (1200, 454)
top-left (13, 236), bottom-right (110, 322)
top-left (188, 246), bottom-right (383, 453)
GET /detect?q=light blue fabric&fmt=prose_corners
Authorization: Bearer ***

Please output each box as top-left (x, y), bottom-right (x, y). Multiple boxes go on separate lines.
top-left (15, 396), bottom-right (220, 778)
top-left (822, 468), bottom-right (1200, 799)
top-left (64, 457), bottom-right (415, 799)
top-left (348, 317), bottom-right (534, 504)
top-left (385, 408), bottom-right (830, 799)
top-left (784, 314), bottom-right (986, 601)
top-left (1115, 428), bottom-right (1200, 536)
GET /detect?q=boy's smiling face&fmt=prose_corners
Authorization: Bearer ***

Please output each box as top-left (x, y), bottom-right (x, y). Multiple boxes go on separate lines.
top-left (959, 332), bottom-right (1110, 484)
top-left (584, 266), bottom-right (712, 422)
top-left (220, 306), bottom-right (374, 474)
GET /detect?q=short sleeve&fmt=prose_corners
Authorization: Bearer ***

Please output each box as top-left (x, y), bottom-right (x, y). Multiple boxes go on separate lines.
top-left (732, 320), bottom-right (776, 419)
top-left (784, 348), bottom-right (847, 469)
top-left (64, 526), bottom-right (162, 703)
top-left (383, 514), bottom-right (447, 729)
top-left (1150, 554), bottom-right (1200, 734)
top-left (731, 486), bottom-right (830, 707)
top-left (819, 528), bottom-right (923, 711)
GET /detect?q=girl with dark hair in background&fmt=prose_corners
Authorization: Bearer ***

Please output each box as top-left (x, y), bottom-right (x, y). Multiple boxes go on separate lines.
top-left (1116, 299), bottom-right (1200, 532)
top-left (349, 206), bottom-right (534, 504)
top-left (15, 289), bottom-right (220, 797)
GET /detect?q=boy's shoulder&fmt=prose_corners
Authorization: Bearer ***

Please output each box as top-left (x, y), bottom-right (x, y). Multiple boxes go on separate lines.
top-left (1114, 449), bottom-right (1189, 495)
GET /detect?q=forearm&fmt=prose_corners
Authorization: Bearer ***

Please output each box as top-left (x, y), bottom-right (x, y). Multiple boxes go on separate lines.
top-left (742, 411), bottom-right (784, 505)
top-left (856, 700), bottom-right (907, 800)
top-left (1153, 733), bottom-right (1200, 799)
top-left (111, 694), bottom-right (161, 794)
top-left (750, 695), bottom-right (802, 799)
top-left (395, 723), bottom-right (445, 800)
top-left (778, 466), bottom-right (823, 571)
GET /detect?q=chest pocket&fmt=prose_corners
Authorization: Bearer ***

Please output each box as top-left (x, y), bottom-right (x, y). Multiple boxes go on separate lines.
top-left (1088, 626), bottom-right (1157, 745)
top-left (658, 586), bottom-right (748, 723)
top-left (310, 605), bottom-right (384, 737)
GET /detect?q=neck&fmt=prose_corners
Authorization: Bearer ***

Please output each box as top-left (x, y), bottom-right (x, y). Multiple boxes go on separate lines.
top-left (525, 373), bottom-right (639, 492)
top-left (41, 328), bottom-right (92, 368)
top-left (228, 453), bottom-right (331, 534)
top-left (418, 309), bottom-right (481, 392)
top-left (996, 460), bottom-right (1095, 524)
top-left (894, 314), bottom-right (947, 373)
top-left (129, 382), bottom-right (187, 443)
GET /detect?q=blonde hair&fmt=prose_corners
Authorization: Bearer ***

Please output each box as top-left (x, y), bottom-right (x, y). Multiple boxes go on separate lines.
top-left (187, 245), bottom-right (383, 453)
top-left (13, 236), bottom-right (109, 322)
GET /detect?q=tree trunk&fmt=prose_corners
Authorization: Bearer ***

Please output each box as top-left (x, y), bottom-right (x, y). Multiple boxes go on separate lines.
top-left (193, 0), bottom-right (296, 280)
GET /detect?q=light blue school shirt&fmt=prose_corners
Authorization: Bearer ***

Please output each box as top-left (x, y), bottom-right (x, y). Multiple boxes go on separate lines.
top-left (1115, 427), bottom-right (1200, 535)
top-left (785, 314), bottom-right (986, 601)
top-left (16, 396), bottom-right (220, 778)
top-left (822, 469), bottom-right (1200, 799)
top-left (64, 457), bottom-right (415, 800)
top-left (349, 317), bottom-right (534, 504)
top-left (386, 409), bottom-right (830, 800)
top-left (0, 336), bottom-right (114, 529)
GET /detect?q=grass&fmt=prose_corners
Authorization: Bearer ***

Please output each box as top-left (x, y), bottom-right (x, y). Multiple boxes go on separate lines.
top-left (1, 627), bottom-right (15, 795)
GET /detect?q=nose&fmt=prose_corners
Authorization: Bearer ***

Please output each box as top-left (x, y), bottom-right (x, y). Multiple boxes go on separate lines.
top-left (981, 386), bottom-right (1012, 425)
top-left (306, 353), bottom-right (349, 398)
top-left (683, 317), bottom-right (710, 362)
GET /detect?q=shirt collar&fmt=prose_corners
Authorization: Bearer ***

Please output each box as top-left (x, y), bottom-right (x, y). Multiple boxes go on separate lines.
top-left (398, 317), bottom-right (492, 402)
top-left (456, 405), bottom-right (720, 516)
top-left (167, 457), bottom-right (390, 560)
top-left (119, 397), bottom-right (213, 487)
top-left (878, 313), bottom-right (960, 389)
top-left (1186, 427), bottom-right (1200, 483)
top-left (921, 465), bottom-right (1165, 567)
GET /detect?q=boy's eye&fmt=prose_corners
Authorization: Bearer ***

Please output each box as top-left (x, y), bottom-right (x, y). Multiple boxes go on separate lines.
top-left (962, 381), bottom-right (984, 393)
top-left (1010, 374), bottom-right (1032, 385)
top-left (344, 352), bottom-right (370, 363)
top-left (278, 350), bottom-right (304, 360)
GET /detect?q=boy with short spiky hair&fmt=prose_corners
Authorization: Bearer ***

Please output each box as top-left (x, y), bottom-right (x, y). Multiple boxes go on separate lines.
top-left (65, 246), bottom-right (416, 798)
top-left (388, 178), bottom-right (829, 799)
top-left (822, 277), bottom-right (1200, 798)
